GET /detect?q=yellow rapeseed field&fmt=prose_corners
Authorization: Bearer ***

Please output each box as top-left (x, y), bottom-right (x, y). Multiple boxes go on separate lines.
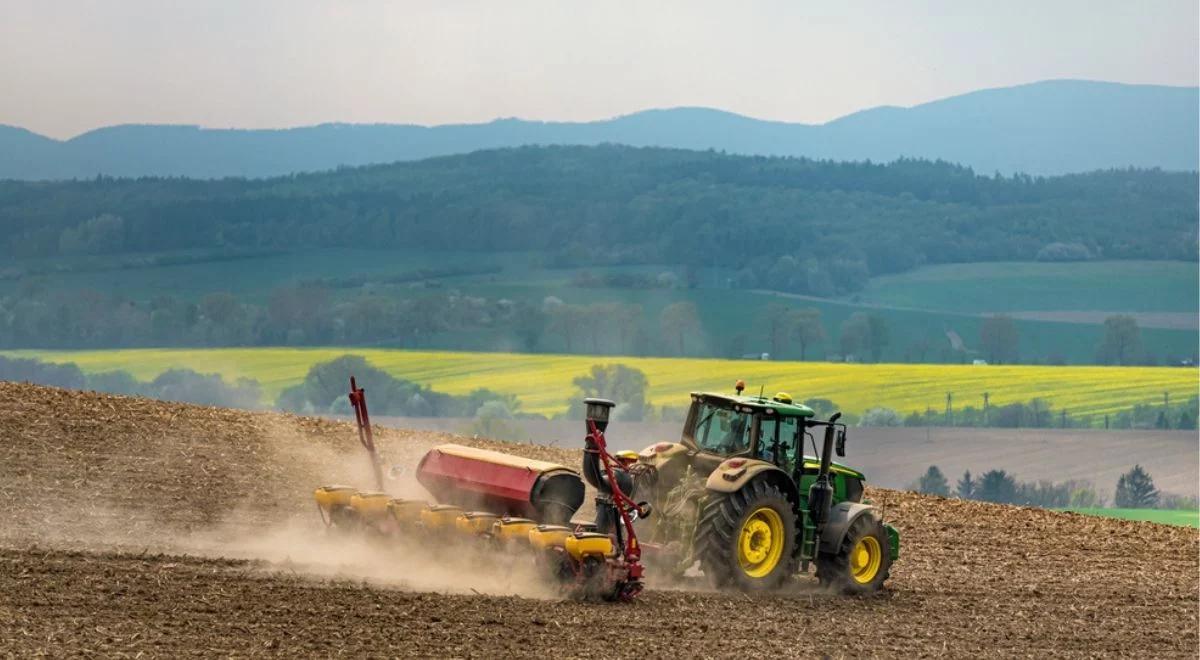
top-left (12, 347), bottom-right (1198, 420)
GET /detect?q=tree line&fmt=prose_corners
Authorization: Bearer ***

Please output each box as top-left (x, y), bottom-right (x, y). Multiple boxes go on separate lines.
top-left (859, 391), bottom-right (1198, 430)
top-left (913, 464), bottom-right (1196, 511)
top-left (0, 354), bottom-right (517, 418)
top-left (0, 354), bottom-right (263, 409)
top-left (7, 270), bottom-right (1183, 368)
top-left (2, 146), bottom-right (1195, 299)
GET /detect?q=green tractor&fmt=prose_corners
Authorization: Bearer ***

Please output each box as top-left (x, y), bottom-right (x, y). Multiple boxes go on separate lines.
top-left (632, 383), bottom-right (899, 593)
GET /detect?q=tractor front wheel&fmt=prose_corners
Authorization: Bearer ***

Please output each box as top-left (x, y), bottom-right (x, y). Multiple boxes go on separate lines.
top-left (816, 512), bottom-right (892, 594)
top-left (694, 480), bottom-right (797, 591)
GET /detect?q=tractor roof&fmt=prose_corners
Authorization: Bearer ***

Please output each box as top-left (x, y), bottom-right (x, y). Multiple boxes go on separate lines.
top-left (691, 392), bottom-right (816, 418)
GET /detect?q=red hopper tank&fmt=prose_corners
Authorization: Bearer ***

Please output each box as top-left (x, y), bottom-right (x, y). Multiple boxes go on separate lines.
top-left (415, 444), bottom-right (584, 525)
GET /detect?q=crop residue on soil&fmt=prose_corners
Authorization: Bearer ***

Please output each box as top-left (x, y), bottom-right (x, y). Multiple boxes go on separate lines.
top-left (0, 381), bottom-right (1197, 657)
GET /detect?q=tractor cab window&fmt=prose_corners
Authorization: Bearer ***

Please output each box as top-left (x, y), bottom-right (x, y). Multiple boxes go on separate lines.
top-left (757, 415), bottom-right (801, 473)
top-left (777, 416), bottom-right (801, 473)
top-left (692, 403), bottom-right (752, 456)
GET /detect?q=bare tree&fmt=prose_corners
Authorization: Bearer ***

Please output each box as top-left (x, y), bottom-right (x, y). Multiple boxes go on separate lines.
top-left (788, 308), bottom-right (826, 360)
top-left (1096, 315), bottom-right (1142, 365)
top-left (980, 314), bottom-right (1019, 364)
top-left (547, 304), bottom-right (586, 352)
top-left (760, 302), bottom-right (793, 356)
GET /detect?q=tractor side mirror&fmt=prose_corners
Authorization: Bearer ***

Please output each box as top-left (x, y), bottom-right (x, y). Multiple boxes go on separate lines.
top-left (835, 428), bottom-right (846, 457)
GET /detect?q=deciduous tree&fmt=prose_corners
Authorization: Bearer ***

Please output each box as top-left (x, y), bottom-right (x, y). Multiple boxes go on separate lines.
top-left (979, 314), bottom-right (1019, 364)
top-left (789, 308), bottom-right (826, 361)
top-left (840, 312), bottom-right (888, 361)
top-left (760, 302), bottom-right (792, 357)
top-left (1096, 315), bottom-right (1142, 366)
top-left (569, 364), bottom-right (649, 421)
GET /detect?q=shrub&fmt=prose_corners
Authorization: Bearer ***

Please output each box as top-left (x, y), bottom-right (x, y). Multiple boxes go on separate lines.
top-left (0, 355), bottom-right (86, 390)
top-left (468, 400), bottom-right (525, 442)
top-left (148, 369), bottom-right (262, 409)
top-left (1068, 484), bottom-right (1103, 509)
top-left (565, 364), bottom-right (650, 421)
top-left (859, 407), bottom-right (902, 427)
top-left (1158, 492), bottom-right (1199, 510)
top-left (275, 354), bottom-right (511, 417)
top-left (86, 370), bottom-right (144, 396)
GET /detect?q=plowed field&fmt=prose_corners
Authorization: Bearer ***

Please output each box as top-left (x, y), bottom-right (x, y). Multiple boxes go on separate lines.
top-left (1, 382), bottom-right (1196, 658)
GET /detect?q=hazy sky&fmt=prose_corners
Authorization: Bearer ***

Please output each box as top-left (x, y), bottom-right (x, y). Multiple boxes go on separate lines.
top-left (3, 0), bottom-right (1197, 139)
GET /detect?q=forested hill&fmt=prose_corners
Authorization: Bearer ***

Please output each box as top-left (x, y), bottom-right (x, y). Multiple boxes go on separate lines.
top-left (2, 80), bottom-right (1197, 180)
top-left (1, 145), bottom-right (1196, 296)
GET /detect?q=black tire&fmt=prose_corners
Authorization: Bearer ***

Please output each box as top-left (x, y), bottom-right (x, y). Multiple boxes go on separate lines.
top-left (694, 479), bottom-right (798, 591)
top-left (816, 512), bottom-right (892, 595)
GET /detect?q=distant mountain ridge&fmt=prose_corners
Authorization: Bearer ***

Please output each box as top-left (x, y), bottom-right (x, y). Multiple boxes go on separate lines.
top-left (2, 80), bottom-right (1196, 180)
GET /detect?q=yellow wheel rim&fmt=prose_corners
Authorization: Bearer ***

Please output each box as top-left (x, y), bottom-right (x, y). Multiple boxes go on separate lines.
top-left (737, 507), bottom-right (785, 578)
top-left (850, 536), bottom-right (882, 584)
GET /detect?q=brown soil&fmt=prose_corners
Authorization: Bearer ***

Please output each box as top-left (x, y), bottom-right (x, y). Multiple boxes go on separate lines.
top-left (1, 381), bottom-right (1196, 658)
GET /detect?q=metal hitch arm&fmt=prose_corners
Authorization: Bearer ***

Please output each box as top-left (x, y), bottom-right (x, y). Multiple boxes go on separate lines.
top-left (348, 376), bottom-right (384, 492)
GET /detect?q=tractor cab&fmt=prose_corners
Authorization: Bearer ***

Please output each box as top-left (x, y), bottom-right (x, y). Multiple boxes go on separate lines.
top-left (679, 390), bottom-right (865, 503)
top-left (681, 391), bottom-right (812, 470)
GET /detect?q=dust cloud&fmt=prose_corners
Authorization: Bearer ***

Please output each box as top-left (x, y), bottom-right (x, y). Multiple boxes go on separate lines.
top-left (181, 419), bottom-right (557, 599)
top-left (191, 518), bottom-right (557, 599)
top-left (7, 413), bottom-right (558, 600)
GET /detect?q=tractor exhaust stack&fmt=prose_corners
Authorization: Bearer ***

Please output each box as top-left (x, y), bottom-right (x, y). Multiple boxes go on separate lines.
top-left (808, 411), bottom-right (842, 529)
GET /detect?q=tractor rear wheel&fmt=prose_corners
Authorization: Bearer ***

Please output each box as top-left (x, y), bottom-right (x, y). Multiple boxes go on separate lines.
top-left (694, 479), bottom-right (797, 591)
top-left (816, 511), bottom-right (891, 594)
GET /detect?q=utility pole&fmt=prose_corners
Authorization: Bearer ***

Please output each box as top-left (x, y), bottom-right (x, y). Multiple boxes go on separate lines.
top-left (1163, 391), bottom-right (1170, 430)
top-left (946, 392), bottom-right (953, 427)
top-left (1061, 409), bottom-right (1067, 429)
top-left (983, 392), bottom-right (990, 427)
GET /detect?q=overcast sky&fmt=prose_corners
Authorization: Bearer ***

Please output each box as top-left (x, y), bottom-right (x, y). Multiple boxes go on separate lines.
top-left (3, 0), bottom-right (1197, 139)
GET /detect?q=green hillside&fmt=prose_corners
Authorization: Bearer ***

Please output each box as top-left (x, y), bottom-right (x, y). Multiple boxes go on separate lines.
top-left (1, 146), bottom-right (1194, 363)
top-left (3, 147), bottom-right (1197, 296)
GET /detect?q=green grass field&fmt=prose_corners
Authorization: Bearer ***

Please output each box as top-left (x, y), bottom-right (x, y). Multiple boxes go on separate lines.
top-left (12, 347), bottom-right (1198, 421)
top-left (1062, 508), bottom-right (1200, 528)
top-left (855, 261), bottom-right (1198, 313)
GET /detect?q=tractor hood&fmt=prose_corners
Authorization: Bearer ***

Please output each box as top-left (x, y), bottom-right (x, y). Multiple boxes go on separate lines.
top-left (801, 456), bottom-right (865, 481)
